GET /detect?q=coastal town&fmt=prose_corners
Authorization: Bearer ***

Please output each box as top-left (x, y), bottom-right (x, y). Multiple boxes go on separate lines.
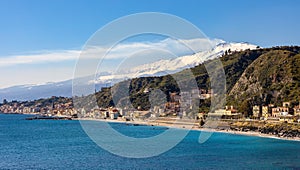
top-left (1, 88), bottom-right (300, 125)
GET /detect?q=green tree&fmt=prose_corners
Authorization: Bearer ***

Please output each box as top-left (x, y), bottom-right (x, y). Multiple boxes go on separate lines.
top-left (239, 100), bottom-right (252, 117)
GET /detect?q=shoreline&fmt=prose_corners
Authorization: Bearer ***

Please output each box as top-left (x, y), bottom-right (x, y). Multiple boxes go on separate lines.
top-left (76, 117), bottom-right (300, 142)
top-left (2, 113), bottom-right (299, 142)
top-left (196, 128), bottom-right (300, 142)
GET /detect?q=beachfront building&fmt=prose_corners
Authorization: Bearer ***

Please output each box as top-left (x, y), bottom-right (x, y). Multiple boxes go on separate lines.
top-left (151, 106), bottom-right (164, 118)
top-left (212, 106), bottom-right (242, 119)
top-left (271, 102), bottom-right (294, 117)
top-left (110, 112), bottom-right (119, 119)
top-left (262, 106), bottom-right (270, 119)
top-left (272, 107), bottom-right (283, 117)
top-left (252, 105), bottom-right (261, 118)
top-left (109, 108), bottom-right (120, 119)
top-left (84, 108), bottom-right (116, 119)
top-left (132, 111), bottom-right (151, 120)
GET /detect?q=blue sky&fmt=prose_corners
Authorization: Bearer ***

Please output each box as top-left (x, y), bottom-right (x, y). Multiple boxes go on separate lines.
top-left (0, 0), bottom-right (300, 88)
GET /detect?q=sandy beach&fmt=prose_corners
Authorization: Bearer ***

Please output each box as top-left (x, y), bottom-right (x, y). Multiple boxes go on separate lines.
top-left (76, 117), bottom-right (300, 142)
top-left (198, 128), bottom-right (300, 142)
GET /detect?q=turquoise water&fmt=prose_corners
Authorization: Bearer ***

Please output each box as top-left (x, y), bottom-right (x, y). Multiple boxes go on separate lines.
top-left (0, 113), bottom-right (299, 169)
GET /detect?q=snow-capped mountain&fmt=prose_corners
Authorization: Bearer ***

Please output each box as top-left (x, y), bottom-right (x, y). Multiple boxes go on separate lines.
top-left (0, 41), bottom-right (257, 101)
top-left (94, 42), bottom-right (258, 84)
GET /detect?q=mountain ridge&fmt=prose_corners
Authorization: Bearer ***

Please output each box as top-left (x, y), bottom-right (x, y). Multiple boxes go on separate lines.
top-left (91, 46), bottom-right (300, 115)
top-left (0, 41), bottom-right (256, 101)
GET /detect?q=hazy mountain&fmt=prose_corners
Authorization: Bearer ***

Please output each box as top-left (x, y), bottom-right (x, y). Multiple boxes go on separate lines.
top-left (0, 81), bottom-right (71, 102)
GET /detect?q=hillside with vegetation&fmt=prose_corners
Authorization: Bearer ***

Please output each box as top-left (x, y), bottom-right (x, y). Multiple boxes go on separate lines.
top-left (91, 46), bottom-right (300, 116)
top-left (228, 47), bottom-right (300, 115)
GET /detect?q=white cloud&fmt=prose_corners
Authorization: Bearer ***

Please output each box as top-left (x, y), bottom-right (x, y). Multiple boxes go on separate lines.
top-left (0, 38), bottom-right (224, 67)
top-left (0, 50), bottom-right (80, 67)
top-left (0, 38), bottom-right (227, 88)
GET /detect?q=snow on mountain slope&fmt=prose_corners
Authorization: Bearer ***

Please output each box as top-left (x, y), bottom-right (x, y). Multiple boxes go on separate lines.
top-left (0, 41), bottom-right (257, 101)
top-left (95, 42), bottom-right (258, 84)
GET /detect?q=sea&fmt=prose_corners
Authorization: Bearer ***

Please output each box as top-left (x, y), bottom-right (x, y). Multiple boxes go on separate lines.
top-left (0, 113), bottom-right (299, 170)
